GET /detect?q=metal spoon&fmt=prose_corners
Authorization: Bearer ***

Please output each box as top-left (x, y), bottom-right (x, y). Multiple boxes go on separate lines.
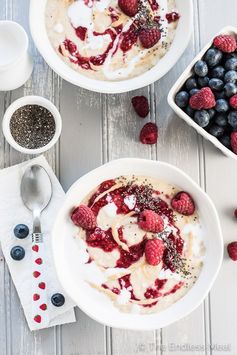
top-left (21, 164), bottom-right (52, 327)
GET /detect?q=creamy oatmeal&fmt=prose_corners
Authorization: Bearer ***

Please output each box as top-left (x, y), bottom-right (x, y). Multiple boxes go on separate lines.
top-left (70, 176), bottom-right (205, 314)
top-left (45, 0), bottom-right (180, 81)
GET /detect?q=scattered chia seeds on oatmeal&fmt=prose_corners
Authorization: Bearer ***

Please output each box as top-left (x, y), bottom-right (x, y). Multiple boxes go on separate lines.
top-left (10, 105), bottom-right (56, 149)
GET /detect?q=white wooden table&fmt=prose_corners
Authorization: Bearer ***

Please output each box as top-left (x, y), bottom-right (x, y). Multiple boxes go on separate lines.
top-left (0, 0), bottom-right (237, 354)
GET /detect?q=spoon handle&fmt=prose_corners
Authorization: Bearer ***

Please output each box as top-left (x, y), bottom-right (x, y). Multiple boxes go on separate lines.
top-left (32, 233), bottom-right (50, 327)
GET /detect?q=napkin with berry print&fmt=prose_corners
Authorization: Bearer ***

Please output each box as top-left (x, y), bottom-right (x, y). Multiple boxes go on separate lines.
top-left (0, 155), bottom-right (76, 331)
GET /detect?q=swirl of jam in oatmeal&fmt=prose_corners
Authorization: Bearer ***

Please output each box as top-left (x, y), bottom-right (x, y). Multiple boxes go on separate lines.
top-left (70, 176), bottom-right (205, 314)
top-left (46, 0), bottom-right (180, 81)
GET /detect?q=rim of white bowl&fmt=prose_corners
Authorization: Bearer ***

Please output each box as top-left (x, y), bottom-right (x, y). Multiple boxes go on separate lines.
top-left (52, 158), bottom-right (223, 330)
top-left (167, 26), bottom-right (237, 162)
top-left (0, 21), bottom-right (29, 71)
top-left (29, 0), bottom-right (193, 93)
top-left (2, 95), bottom-right (62, 155)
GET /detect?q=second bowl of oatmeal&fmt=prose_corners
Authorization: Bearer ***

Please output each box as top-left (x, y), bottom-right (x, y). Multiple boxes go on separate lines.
top-left (29, 0), bottom-right (193, 93)
top-left (52, 158), bottom-right (223, 329)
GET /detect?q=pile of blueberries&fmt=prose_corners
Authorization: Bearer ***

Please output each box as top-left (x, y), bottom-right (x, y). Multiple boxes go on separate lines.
top-left (175, 44), bottom-right (237, 150)
top-left (11, 224), bottom-right (65, 307)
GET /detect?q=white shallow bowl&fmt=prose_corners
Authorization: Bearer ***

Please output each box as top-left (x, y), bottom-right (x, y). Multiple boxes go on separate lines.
top-left (52, 158), bottom-right (223, 330)
top-left (2, 95), bottom-right (62, 155)
top-left (168, 26), bottom-right (237, 162)
top-left (29, 0), bottom-right (193, 94)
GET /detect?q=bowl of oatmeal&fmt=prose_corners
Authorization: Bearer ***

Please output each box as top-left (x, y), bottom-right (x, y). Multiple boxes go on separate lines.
top-left (52, 158), bottom-right (223, 329)
top-left (29, 0), bottom-right (193, 93)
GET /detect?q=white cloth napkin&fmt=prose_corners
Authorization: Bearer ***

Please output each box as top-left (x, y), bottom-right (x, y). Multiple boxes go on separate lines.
top-left (0, 156), bottom-right (76, 331)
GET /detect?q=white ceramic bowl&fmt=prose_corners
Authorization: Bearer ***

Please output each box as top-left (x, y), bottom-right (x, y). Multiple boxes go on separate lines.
top-left (52, 158), bottom-right (223, 330)
top-left (2, 95), bottom-right (62, 155)
top-left (29, 0), bottom-right (193, 94)
top-left (168, 26), bottom-right (237, 162)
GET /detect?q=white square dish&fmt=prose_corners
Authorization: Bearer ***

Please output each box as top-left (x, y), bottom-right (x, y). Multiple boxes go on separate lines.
top-left (167, 26), bottom-right (237, 161)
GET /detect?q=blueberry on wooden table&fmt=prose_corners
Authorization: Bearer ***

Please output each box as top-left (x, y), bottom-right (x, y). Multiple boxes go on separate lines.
top-left (51, 293), bottom-right (65, 307)
top-left (14, 224), bottom-right (29, 239)
top-left (10, 246), bottom-right (25, 261)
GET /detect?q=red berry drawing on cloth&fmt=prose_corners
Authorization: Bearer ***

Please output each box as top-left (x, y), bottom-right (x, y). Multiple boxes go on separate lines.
top-left (32, 245), bottom-right (39, 252)
top-left (33, 271), bottom-right (41, 278)
top-left (39, 282), bottom-right (46, 290)
top-left (34, 315), bottom-right (41, 323)
top-left (39, 303), bottom-right (47, 311)
top-left (227, 242), bottom-right (237, 261)
top-left (35, 257), bottom-right (43, 265)
top-left (33, 293), bottom-right (40, 301)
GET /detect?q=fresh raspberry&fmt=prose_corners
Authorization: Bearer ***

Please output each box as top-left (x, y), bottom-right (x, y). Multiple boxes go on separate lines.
top-left (145, 238), bottom-right (164, 266)
top-left (71, 205), bottom-right (97, 230)
top-left (230, 131), bottom-right (237, 154)
top-left (234, 209), bottom-right (237, 218)
top-left (213, 35), bottom-right (237, 53)
top-left (171, 191), bottom-right (195, 216)
top-left (118, 0), bottom-right (138, 17)
top-left (132, 96), bottom-right (150, 118)
top-left (139, 26), bottom-right (161, 49)
top-left (229, 94), bottom-right (237, 109)
top-left (227, 242), bottom-right (237, 261)
top-left (189, 87), bottom-right (216, 110)
top-left (138, 210), bottom-right (164, 233)
top-left (140, 122), bottom-right (158, 144)
top-left (166, 12), bottom-right (180, 23)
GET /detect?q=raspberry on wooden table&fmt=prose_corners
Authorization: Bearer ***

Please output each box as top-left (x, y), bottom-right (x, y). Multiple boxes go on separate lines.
top-left (138, 210), bottom-right (164, 233)
top-left (118, 0), bottom-right (138, 17)
top-left (139, 27), bottom-right (161, 49)
top-left (140, 122), bottom-right (158, 144)
top-left (132, 96), bottom-right (150, 118)
top-left (71, 204), bottom-right (97, 230)
top-left (189, 87), bottom-right (216, 110)
top-left (171, 191), bottom-right (195, 216)
top-left (213, 35), bottom-right (237, 53)
top-left (145, 238), bottom-right (165, 266)
top-left (227, 242), bottom-right (237, 261)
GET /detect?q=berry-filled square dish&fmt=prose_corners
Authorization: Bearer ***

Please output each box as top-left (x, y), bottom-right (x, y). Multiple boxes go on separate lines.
top-left (70, 175), bottom-right (205, 314)
top-left (168, 26), bottom-right (237, 161)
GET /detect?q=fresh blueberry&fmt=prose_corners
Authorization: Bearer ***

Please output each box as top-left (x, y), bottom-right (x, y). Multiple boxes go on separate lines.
top-left (193, 110), bottom-right (210, 127)
top-left (215, 114), bottom-right (228, 127)
top-left (197, 76), bottom-right (209, 88)
top-left (224, 83), bottom-right (237, 97)
top-left (189, 88), bottom-right (199, 96)
top-left (209, 78), bottom-right (224, 91)
top-left (215, 91), bottom-right (226, 99)
top-left (14, 224), bottom-right (29, 239)
top-left (51, 293), bottom-right (65, 307)
top-left (194, 60), bottom-right (208, 77)
top-left (224, 70), bottom-right (237, 83)
top-left (185, 77), bottom-right (198, 91)
top-left (208, 124), bottom-right (225, 138)
top-left (208, 109), bottom-right (216, 119)
top-left (225, 57), bottom-right (237, 71)
top-left (215, 99), bottom-right (229, 112)
top-left (185, 105), bottom-right (194, 117)
top-left (228, 111), bottom-right (237, 129)
top-left (204, 48), bottom-right (223, 67)
top-left (10, 246), bottom-right (25, 261)
top-left (219, 135), bottom-right (231, 148)
top-left (211, 66), bottom-right (225, 79)
top-left (175, 91), bottom-right (189, 108)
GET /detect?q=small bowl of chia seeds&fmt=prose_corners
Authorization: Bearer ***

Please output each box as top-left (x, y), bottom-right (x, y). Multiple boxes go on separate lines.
top-left (2, 95), bottom-right (62, 155)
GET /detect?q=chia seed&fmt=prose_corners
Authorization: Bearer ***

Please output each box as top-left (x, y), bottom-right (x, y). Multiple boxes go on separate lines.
top-left (10, 104), bottom-right (56, 150)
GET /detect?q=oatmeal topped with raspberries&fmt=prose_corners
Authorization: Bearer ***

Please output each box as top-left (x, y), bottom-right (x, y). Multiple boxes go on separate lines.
top-left (70, 176), bottom-right (205, 314)
top-left (45, 0), bottom-right (180, 81)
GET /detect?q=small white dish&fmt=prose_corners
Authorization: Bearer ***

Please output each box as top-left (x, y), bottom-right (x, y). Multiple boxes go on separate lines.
top-left (29, 0), bottom-right (193, 94)
top-left (0, 21), bottom-right (33, 91)
top-left (2, 95), bottom-right (62, 155)
top-left (168, 26), bottom-right (237, 162)
top-left (52, 158), bottom-right (223, 330)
